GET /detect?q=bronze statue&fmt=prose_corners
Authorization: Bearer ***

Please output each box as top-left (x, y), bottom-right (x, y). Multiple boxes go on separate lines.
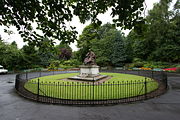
top-left (84, 50), bottom-right (96, 65)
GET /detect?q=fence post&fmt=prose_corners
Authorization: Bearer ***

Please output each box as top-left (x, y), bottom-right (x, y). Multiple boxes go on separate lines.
top-left (151, 70), bottom-right (154, 79)
top-left (15, 75), bottom-right (19, 91)
top-left (39, 69), bottom-right (41, 77)
top-left (26, 71), bottom-right (28, 81)
top-left (144, 77), bottom-right (147, 100)
top-left (37, 78), bottom-right (40, 102)
top-left (93, 77), bottom-right (95, 102)
top-left (165, 72), bottom-right (168, 89)
top-left (163, 71), bottom-right (168, 89)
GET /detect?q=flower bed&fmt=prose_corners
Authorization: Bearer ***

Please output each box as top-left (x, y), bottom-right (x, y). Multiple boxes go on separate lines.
top-left (163, 67), bottom-right (177, 72)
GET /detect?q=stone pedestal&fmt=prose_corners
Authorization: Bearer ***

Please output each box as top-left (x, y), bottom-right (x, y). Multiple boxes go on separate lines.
top-left (68, 65), bottom-right (107, 81)
top-left (79, 65), bottom-right (99, 77)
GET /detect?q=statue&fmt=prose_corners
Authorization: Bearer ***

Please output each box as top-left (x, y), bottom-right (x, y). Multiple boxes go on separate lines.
top-left (84, 50), bottom-right (96, 65)
top-left (69, 49), bottom-right (108, 81)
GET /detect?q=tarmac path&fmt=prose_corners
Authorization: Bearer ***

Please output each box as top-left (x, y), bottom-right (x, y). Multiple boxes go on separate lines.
top-left (0, 73), bottom-right (180, 120)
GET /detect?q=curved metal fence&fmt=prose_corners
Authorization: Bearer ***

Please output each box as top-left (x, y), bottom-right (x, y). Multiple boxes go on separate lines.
top-left (15, 70), bottom-right (168, 105)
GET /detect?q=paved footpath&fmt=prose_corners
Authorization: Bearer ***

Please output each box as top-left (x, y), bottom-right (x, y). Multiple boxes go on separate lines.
top-left (0, 73), bottom-right (180, 120)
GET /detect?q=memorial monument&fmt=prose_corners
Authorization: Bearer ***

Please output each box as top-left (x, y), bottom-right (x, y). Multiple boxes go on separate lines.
top-left (69, 50), bottom-right (107, 81)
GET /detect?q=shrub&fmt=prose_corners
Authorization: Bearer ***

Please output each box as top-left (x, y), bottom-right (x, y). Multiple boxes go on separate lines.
top-left (59, 64), bottom-right (73, 69)
top-left (63, 59), bottom-right (81, 67)
top-left (176, 65), bottom-right (180, 73)
top-left (132, 58), bottom-right (142, 63)
top-left (129, 61), bottom-right (144, 68)
top-left (143, 61), bottom-right (175, 69)
top-left (48, 60), bottom-right (61, 69)
top-left (48, 59), bottom-right (81, 70)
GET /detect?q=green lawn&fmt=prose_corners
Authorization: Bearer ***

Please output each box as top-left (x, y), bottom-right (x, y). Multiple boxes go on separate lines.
top-left (24, 73), bottom-right (159, 100)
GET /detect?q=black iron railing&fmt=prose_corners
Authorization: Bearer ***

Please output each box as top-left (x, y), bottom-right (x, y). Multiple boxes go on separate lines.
top-left (15, 70), bottom-right (168, 105)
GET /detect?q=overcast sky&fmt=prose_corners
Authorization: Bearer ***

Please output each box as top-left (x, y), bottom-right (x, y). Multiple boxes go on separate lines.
top-left (0, 0), bottom-right (176, 51)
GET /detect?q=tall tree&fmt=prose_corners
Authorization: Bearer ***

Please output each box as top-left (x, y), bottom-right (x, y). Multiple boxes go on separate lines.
top-left (126, 0), bottom-right (180, 63)
top-left (56, 43), bottom-right (72, 60)
top-left (111, 30), bottom-right (126, 66)
top-left (0, 40), bottom-right (24, 70)
top-left (21, 44), bottom-right (41, 68)
top-left (77, 23), bottom-right (99, 62)
top-left (1, 0), bottom-right (145, 46)
top-left (77, 23), bottom-right (126, 66)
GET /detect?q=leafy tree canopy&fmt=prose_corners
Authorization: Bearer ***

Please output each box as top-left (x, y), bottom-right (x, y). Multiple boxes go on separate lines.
top-left (56, 43), bottom-right (72, 60)
top-left (77, 23), bottom-right (126, 66)
top-left (1, 0), bottom-right (145, 46)
top-left (126, 0), bottom-right (180, 63)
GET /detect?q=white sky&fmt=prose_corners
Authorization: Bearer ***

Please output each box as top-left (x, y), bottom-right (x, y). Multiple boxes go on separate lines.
top-left (0, 0), bottom-right (176, 51)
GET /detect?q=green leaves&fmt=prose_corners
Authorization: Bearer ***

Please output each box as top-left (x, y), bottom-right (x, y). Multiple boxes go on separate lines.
top-left (77, 23), bottom-right (126, 66)
top-left (0, 0), bottom-right (145, 47)
top-left (126, 0), bottom-right (180, 63)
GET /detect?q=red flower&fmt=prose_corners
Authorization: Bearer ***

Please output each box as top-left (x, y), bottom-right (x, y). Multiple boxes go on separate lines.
top-left (163, 68), bottom-right (177, 71)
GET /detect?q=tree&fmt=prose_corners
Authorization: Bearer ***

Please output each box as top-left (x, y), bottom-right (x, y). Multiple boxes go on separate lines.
top-left (126, 0), bottom-right (180, 63)
top-left (1, 0), bottom-right (145, 46)
top-left (21, 44), bottom-right (41, 68)
top-left (77, 23), bottom-right (99, 62)
top-left (0, 40), bottom-right (24, 70)
top-left (11, 41), bottom-right (18, 48)
top-left (56, 43), bottom-right (72, 60)
top-left (59, 48), bottom-right (72, 60)
top-left (37, 37), bottom-right (57, 66)
top-left (145, 0), bottom-right (180, 62)
top-left (126, 30), bottom-right (151, 60)
top-left (77, 23), bottom-right (126, 66)
top-left (111, 30), bottom-right (126, 66)
top-left (91, 29), bottom-right (114, 66)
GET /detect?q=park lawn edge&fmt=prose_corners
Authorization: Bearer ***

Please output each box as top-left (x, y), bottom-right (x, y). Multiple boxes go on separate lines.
top-left (24, 72), bottom-right (159, 100)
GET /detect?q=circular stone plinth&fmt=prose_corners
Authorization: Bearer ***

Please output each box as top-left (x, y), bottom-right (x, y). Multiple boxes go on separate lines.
top-left (68, 75), bottom-right (108, 81)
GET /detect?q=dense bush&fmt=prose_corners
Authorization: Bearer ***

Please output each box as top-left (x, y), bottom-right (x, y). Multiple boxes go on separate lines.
top-left (143, 62), bottom-right (176, 69)
top-left (48, 59), bottom-right (82, 70)
top-left (128, 61), bottom-right (178, 69)
top-left (129, 62), bottom-right (144, 68)
top-left (48, 60), bottom-right (61, 69)
top-left (176, 65), bottom-right (180, 73)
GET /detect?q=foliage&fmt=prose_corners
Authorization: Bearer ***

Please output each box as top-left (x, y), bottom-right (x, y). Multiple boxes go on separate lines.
top-left (129, 62), bottom-right (145, 68)
top-left (126, 0), bottom-right (180, 63)
top-left (37, 37), bottom-right (57, 66)
top-left (0, 40), bottom-right (24, 70)
top-left (48, 60), bottom-right (61, 69)
top-left (63, 59), bottom-right (81, 67)
top-left (0, 37), bottom-right (59, 70)
top-left (1, 0), bottom-right (179, 70)
top-left (77, 23), bottom-right (127, 66)
top-left (143, 61), bottom-right (172, 68)
top-left (48, 59), bottom-right (81, 70)
top-left (21, 45), bottom-right (41, 69)
top-left (1, 0), bottom-right (145, 46)
top-left (59, 59), bottom-right (81, 69)
top-left (111, 30), bottom-right (126, 67)
top-left (176, 65), bottom-right (180, 73)
top-left (128, 61), bottom-right (177, 69)
top-left (90, 24), bottom-right (116, 66)
top-left (77, 23), bottom-right (99, 62)
top-left (57, 43), bottom-right (72, 60)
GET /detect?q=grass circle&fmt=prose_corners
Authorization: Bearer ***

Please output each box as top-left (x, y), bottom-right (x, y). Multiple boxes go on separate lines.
top-left (24, 73), bottom-right (158, 100)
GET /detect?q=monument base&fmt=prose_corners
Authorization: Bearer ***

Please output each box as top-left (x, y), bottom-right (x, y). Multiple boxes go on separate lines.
top-left (68, 65), bottom-right (108, 81)
top-left (68, 75), bottom-right (108, 81)
top-left (79, 65), bottom-right (99, 77)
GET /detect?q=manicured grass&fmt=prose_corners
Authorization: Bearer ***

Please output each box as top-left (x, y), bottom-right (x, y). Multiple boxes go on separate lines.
top-left (24, 73), bottom-right (159, 100)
